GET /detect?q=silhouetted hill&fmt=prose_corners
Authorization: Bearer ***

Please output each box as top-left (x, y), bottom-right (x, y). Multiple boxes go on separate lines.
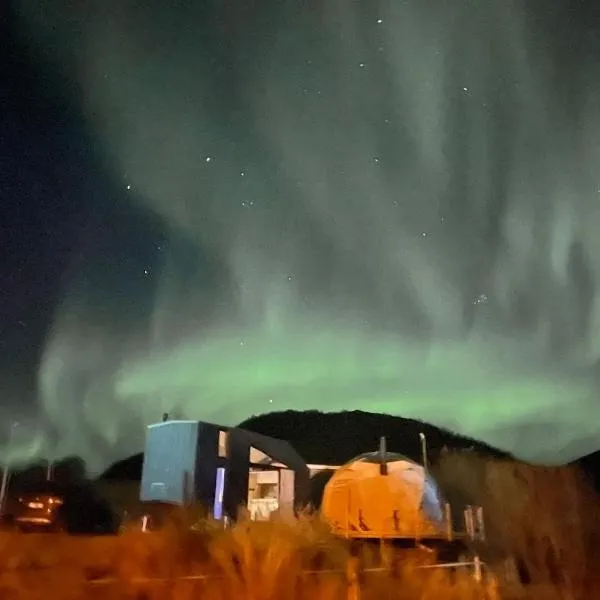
top-left (100, 453), bottom-right (144, 481)
top-left (98, 410), bottom-right (600, 496)
top-left (572, 450), bottom-right (600, 491)
top-left (99, 410), bottom-right (511, 481)
top-left (238, 410), bottom-right (511, 465)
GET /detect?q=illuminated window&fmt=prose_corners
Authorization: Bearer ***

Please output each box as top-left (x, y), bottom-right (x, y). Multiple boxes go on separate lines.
top-left (249, 446), bottom-right (272, 465)
top-left (214, 467), bottom-right (226, 520)
top-left (218, 430), bottom-right (228, 458)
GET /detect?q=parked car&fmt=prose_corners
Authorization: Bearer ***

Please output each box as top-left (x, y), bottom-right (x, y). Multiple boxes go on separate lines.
top-left (9, 481), bottom-right (120, 535)
top-left (13, 491), bottom-right (65, 532)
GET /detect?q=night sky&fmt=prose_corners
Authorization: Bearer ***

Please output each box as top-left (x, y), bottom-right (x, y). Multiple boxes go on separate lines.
top-left (2, 0), bottom-right (600, 472)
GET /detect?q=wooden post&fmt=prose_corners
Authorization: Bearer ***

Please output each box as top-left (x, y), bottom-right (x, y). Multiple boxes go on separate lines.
top-left (346, 557), bottom-right (360, 600)
top-left (473, 555), bottom-right (482, 582)
top-left (463, 506), bottom-right (474, 539)
top-left (476, 506), bottom-right (485, 541)
top-left (444, 503), bottom-right (453, 541)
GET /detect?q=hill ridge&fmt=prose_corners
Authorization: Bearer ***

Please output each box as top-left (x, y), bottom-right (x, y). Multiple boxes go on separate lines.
top-left (100, 409), bottom-right (511, 480)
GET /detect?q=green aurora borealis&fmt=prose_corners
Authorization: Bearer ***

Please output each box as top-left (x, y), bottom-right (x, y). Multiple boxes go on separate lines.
top-left (11, 0), bottom-right (600, 471)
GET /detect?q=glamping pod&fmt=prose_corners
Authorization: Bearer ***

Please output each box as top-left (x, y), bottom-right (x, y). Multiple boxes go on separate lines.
top-left (321, 445), bottom-right (447, 540)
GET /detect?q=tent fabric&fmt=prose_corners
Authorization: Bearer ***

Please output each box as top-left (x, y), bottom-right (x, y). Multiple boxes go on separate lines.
top-left (321, 452), bottom-right (447, 539)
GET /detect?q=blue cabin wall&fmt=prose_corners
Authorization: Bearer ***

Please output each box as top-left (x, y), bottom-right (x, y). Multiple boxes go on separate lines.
top-left (140, 420), bottom-right (224, 507)
top-left (141, 420), bottom-right (199, 503)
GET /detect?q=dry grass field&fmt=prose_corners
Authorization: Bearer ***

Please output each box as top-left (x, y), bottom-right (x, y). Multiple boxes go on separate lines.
top-left (0, 453), bottom-right (596, 600)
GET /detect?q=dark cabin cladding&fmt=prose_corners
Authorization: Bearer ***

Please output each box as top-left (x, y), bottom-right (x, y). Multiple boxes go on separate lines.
top-left (140, 419), bottom-right (309, 520)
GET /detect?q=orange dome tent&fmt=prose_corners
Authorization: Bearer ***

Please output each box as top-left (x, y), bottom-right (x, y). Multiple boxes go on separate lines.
top-left (321, 449), bottom-right (447, 539)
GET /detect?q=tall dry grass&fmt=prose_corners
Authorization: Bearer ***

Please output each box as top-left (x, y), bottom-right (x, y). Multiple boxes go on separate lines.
top-left (0, 512), bottom-right (496, 600)
top-left (0, 453), bottom-right (597, 600)
top-left (434, 452), bottom-right (600, 599)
